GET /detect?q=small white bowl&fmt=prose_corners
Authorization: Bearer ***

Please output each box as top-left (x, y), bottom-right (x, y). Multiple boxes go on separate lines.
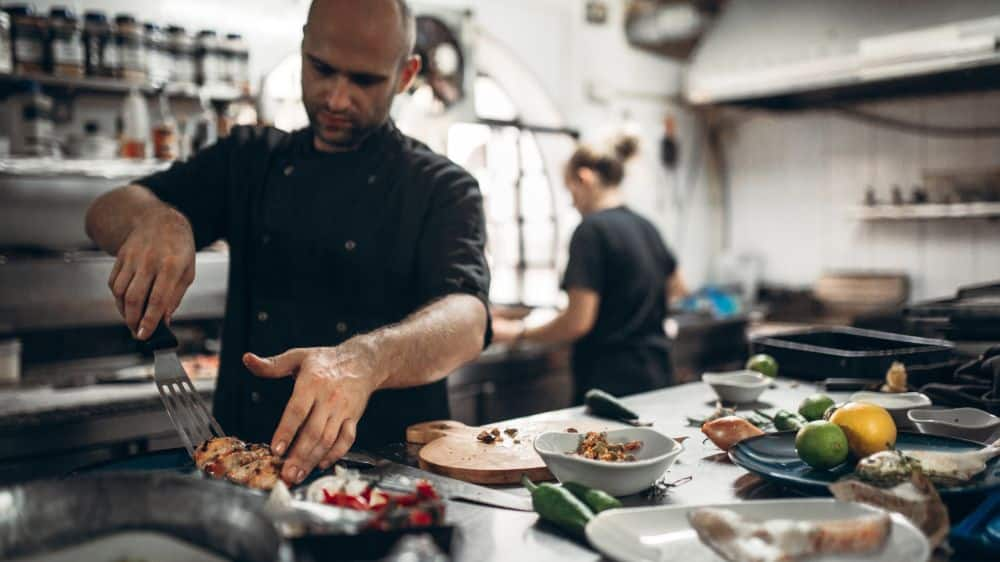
top-left (908, 407), bottom-right (1000, 443)
top-left (849, 391), bottom-right (932, 429)
top-left (533, 428), bottom-right (684, 497)
top-left (702, 370), bottom-right (770, 404)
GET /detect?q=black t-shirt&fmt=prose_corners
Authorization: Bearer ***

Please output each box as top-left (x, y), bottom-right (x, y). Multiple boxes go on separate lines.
top-left (562, 206), bottom-right (676, 360)
top-left (137, 121), bottom-right (490, 447)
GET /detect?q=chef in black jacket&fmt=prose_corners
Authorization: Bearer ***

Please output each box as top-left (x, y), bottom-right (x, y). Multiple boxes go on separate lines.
top-left (493, 136), bottom-right (686, 403)
top-left (85, 0), bottom-right (490, 485)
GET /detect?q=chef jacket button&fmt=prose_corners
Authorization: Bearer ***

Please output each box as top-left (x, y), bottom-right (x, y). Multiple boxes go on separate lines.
top-left (283, 165), bottom-right (295, 176)
top-left (257, 310), bottom-right (269, 322)
top-left (367, 175), bottom-right (376, 184)
top-left (250, 391), bottom-right (261, 403)
top-left (344, 240), bottom-right (357, 251)
top-left (336, 321), bottom-right (348, 334)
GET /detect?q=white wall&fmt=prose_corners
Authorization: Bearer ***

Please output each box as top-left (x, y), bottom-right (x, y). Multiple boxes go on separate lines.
top-left (724, 91), bottom-right (1000, 301)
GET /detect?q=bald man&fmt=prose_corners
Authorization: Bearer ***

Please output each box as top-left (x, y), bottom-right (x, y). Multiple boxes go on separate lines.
top-left (85, 0), bottom-right (490, 484)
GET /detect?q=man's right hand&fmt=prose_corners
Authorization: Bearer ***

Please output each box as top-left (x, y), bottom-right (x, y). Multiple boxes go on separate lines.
top-left (108, 207), bottom-right (196, 340)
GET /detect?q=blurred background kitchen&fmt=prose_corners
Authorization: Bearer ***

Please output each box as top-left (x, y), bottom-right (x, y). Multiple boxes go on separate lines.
top-left (2, 0), bottom-right (1000, 483)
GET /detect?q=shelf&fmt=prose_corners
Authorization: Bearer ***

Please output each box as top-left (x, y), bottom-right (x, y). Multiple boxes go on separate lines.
top-left (853, 202), bottom-right (1000, 221)
top-left (0, 72), bottom-right (244, 102)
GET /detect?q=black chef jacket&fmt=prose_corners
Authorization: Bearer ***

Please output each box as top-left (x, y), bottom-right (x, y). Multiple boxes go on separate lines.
top-left (137, 121), bottom-right (491, 447)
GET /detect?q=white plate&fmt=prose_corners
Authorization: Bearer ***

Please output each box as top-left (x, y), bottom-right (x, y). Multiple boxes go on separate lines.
top-left (585, 499), bottom-right (929, 562)
top-left (849, 391), bottom-right (932, 429)
top-left (702, 370), bottom-right (770, 404)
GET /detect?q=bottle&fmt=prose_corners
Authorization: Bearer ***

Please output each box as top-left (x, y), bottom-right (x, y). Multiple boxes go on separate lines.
top-left (8, 80), bottom-right (54, 156)
top-left (83, 11), bottom-right (113, 77)
top-left (48, 7), bottom-right (84, 78)
top-left (151, 93), bottom-right (178, 160)
top-left (114, 14), bottom-right (144, 82)
top-left (8, 5), bottom-right (47, 75)
top-left (120, 87), bottom-right (149, 159)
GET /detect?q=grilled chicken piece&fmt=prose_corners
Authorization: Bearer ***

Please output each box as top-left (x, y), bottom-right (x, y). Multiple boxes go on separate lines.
top-left (205, 447), bottom-right (271, 478)
top-left (688, 507), bottom-right (892, 562)
top-left (227, 456), bottom-right (284, 490)
top-left (194, 436), bottom-right (246, 470)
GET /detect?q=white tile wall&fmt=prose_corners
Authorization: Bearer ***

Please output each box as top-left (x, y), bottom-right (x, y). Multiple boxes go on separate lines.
top-left (725, 91), bottom-right (1000, 302)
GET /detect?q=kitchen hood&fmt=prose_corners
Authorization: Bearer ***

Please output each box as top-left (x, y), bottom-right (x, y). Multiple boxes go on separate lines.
top-left (685, 0), bottom-right (1000, 107)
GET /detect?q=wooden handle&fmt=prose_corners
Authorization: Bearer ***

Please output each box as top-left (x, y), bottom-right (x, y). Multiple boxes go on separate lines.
top-left (405, 420), bottom-right (471, 444)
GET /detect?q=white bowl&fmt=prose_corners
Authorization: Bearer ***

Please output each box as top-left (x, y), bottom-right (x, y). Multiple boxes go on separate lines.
top-left (702, 370), bottom-right (770, 404)
top-left (908, 407), bottom-right (1000, 443)
top-left (849, 391), bottom-right (932, 429)
top-left (533, 428), bottom-right (684, 497)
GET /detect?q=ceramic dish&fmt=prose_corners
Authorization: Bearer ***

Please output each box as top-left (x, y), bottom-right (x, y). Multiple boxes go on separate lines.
top-left (849, 391), bottom-right (932, 429)
top-left (728, 431), bottom-right (1000, 497)
top-left (533, 428), bottom-right (683, 496)
top-left (702, 370), bottom-right (770, 404)
top-left (585, 498), bottom-right (928, 562)
top-left (908, 407), bottom-right (1000, 444)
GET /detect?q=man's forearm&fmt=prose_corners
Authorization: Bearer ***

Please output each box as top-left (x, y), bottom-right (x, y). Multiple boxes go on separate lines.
top-left (86, 184), bottom-right (180, 254)
top-left (522, 311), bottom-right (584, 345)
top-left (353, 293), bottom-right (487, 390)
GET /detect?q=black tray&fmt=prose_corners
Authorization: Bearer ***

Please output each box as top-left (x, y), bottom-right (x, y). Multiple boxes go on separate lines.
top-left (750, 326), bottom-right (954, 381)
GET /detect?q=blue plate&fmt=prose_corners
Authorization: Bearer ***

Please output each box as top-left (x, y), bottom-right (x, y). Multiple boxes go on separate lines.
top-left (729, 431), bottom-right (1000, 497)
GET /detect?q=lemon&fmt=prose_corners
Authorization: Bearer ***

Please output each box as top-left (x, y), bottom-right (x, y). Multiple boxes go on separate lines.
top-left (829, 402), bottom-right (897, 458)
top-left (746, 354), bottom-right (778, 377)
top-left (795, 421), bottom-right (849, 470)
top-left (798, 394), bottom-right (835, 422)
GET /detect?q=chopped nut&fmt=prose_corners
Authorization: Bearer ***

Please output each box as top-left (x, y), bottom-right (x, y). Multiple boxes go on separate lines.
top-left (476, 430), bottom-right (496, 444)
top-left (504, 428), bottom-right (518, 437)
top-left (566, 428), bottom-right (579, 433)
top-left (490, 427), bottom-right (501, 437)
top-left (513, 439), bottom-right (521, 444)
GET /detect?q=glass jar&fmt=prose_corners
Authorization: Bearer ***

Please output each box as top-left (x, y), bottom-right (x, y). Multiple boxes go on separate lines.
top-left (195, 29), bottom-right (222, 86)
top-left (83, 10), bottom-right (116, 77)
top-left (7, 5), bottom-right (47, 75)
top-left (114, 13), bottom-right (145, 82)
top-left (166, 25), bottom-right (194, 85)
top-left (0, 12), bottom-right (13, 74)
top-left (225, 33), bottom-right (250, 94)
top-left (48, 7), bottom-right (83, 78)
top-left (143, 22), bottom-right (167, 85)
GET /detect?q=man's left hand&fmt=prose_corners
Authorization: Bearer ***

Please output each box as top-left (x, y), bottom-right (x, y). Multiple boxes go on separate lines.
top-left (242, 342), bottom-right (379, 484)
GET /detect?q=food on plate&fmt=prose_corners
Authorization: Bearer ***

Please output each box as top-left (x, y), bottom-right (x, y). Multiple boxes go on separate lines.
top-left (304, 467), bottom-right (445, 531)
top-left (830, 470), bottom-right (949, 548)
top-left (572, 431), bottom-right (642, 462)
top-left (701, 416), bottom-right (765, 451)
top-left (688, 507), bottom-right (892, 562)
top-left (562, 481), bottom-right (622, 513)
top-left (829, 402), bottom-right (897, 458)
top-left (855, 438), bottom-right (1000, 487)
top-left (795, 421), bottom-right (849, 470)
top-left (745, 354), bottom-right (778, 377)
top-left (881, 361), bottom-right (908, 393)
top-left (194, 436), bottom-right (284, 490)
top-left (584, 388), bottom-right (641, 421)
top-left (522, 475), bottom-right (594, 538)
top-left (798, 393), bottom-right (835, 422)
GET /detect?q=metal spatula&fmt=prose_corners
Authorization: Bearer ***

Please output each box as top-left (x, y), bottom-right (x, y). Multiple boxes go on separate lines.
top-left (147, 322), bottom-right (224, 457)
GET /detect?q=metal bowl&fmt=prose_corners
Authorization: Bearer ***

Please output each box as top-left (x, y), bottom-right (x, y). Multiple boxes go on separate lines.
top-left (0, 472), bottom-right (290, 561)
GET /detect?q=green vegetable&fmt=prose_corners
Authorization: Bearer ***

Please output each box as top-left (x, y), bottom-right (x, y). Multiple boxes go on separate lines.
top-left (562, 481), bottom-right (622, 513)
top-left (741, 412), bottom-right (769, 428)
top-left (522, 475), bottom-right (594, 537)
top-left (585, 388), bottom-right (639, 421)
top-left (773, 409), bottom-right (807, 431)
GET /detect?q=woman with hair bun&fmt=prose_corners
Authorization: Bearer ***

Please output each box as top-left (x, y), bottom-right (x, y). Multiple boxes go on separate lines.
top-left (493, 135), bottom-right (687, 402)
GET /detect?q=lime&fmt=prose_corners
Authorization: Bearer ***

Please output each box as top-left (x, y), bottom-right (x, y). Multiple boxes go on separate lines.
top-left (798, 393), bottom-right (836, 421)
top-left (795, 420), bottom-right (849, 470)
top-left (746, 354), bottom-right (778, 377)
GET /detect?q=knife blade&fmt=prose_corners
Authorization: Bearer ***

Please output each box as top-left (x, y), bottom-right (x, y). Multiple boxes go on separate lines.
top-left (338, 452), bottom-right (533, 512)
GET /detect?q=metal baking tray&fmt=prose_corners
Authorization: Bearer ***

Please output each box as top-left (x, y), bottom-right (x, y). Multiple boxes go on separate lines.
top-left (750, 326), bottom-right (955, 380)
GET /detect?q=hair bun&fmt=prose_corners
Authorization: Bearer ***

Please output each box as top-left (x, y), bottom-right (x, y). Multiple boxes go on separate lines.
top-left (612, 135), bottom-right (639, 162)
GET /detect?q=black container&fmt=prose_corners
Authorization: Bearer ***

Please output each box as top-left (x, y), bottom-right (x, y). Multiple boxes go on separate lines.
top-left (750, 326), bottom-right (954, 380)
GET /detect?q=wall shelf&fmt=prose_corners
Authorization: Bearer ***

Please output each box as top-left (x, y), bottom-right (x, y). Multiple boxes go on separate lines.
top-left (0, 72), bottom-right (244, 102)
top-left (853, 202), bottom-right (1000, 221)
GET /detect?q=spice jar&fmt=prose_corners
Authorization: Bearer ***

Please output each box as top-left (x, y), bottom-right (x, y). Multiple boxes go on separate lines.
top-left (0, 12), bottom-right (13, 73)
top-left (195, 29), bottom-right (222, 86)
top-left (225, 32), bottom-right (250, 94)
top-left (8, 5), bottom-right (47, 75)
top-left (143, 22), bottom-right (167, 85)
top-left (114, 13), bottom-right (145, 82)
top-left (8, 80), bottom-right (54, 156)
top-left (83, 10), bottom-right (115, 77)
top-left (166, 25), bottom-right (194, 85)
top-left (48, 7), bottom-right (83, 78)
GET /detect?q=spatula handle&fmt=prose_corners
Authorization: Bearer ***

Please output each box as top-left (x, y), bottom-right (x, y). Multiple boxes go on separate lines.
top-left (145, 321), bottom-right (179, 351)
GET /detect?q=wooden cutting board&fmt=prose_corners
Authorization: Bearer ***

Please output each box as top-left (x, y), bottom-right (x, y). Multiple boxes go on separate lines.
top-left (405, 419), bottom-right (614, 485)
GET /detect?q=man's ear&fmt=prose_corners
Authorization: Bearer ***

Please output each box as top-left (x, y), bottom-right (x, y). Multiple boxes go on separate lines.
top-left (397, 54), bottom-right (422, 94)
top-left (577, 167), bottom-right (599, 187)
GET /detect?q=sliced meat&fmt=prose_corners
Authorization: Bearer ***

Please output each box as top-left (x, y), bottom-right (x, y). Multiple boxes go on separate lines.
top-left (194, 436), bottom-right (245, 470)
top-left (205, 448), bottom-right (270, 479)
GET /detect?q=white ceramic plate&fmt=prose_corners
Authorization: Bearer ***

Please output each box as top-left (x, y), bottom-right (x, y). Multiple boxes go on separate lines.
top-left (849, 391), bottom-right (932, 429)
top-left (585, 499), bottom-right (929, 562)
top-left (908, 407), bottom-right (1000, 443)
